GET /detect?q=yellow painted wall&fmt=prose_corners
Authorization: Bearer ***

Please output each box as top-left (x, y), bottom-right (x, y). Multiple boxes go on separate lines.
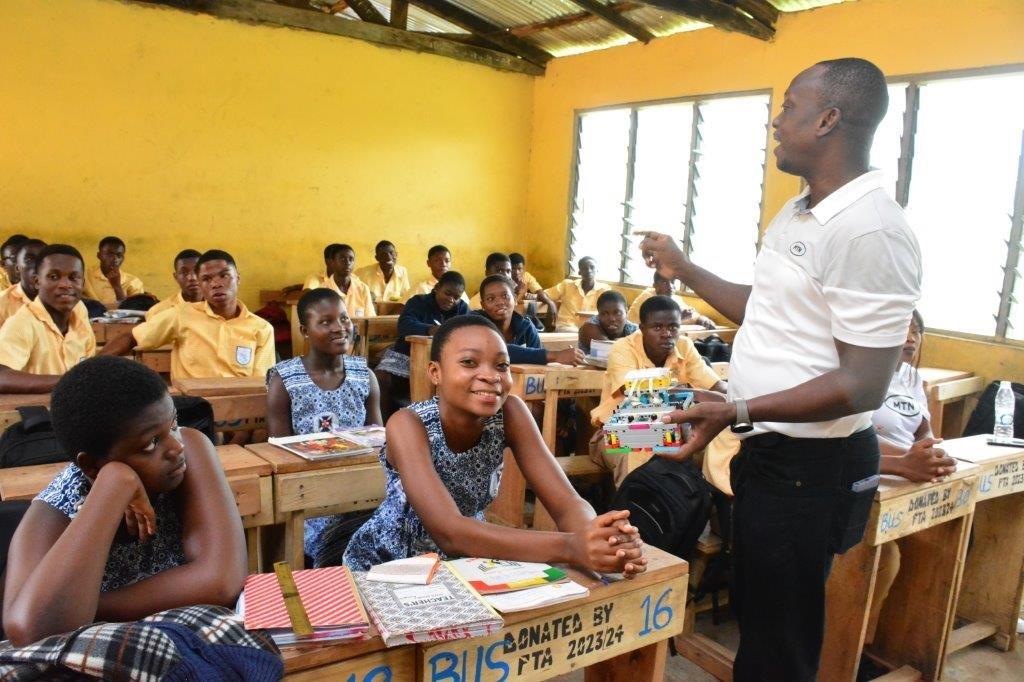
top-left (525, 0), bottom-right (1024, 386)
top-left (0, 0), bottom-right (534, 306)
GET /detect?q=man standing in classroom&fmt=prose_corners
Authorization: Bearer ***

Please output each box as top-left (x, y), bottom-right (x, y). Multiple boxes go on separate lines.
top-left (640, 58), bottom-right (922, 680)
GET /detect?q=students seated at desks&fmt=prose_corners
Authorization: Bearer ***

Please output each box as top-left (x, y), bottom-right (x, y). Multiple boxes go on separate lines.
top-left (145, 249), bottom-right (203, 320)
top-left (544, 256), bottom-right (610, 332)
top-left (375, 271), bottom-right (470, 418)
top-left (303, 243), bottom-right (376, 317)
top-left (82, 236), bottom-right (145, 307)
top-left (100, 249), bottom-right (275, 381)
top-left (413, 244), bottom-right (469, 303)
top-left (863, 311), bottom-right (957, 661)
top-left (590, 296), bottom-right (726, 486)
top-left (355, 240), bottom-right (410, 305)
top-left (267, 288), bottom-right (383, 567)
top-left (0, 234), bottom-right (29, 291)
top-left (1, 357), bottom-right (246, 646)
top-left (627, 272), bottom-right (716, 329)
top-left (577, 290), bottom-right (638, 354)
top-left (472, 275), bottom-right (584, 365)
top-left (0, 238), bottom-right (46, 327)
top-left (344, 316), bottom-right (647, 577)
top-left (467, 252), bottom-right (514, 310)
top-left (0, 245), bottom-right (95, 394)
top-left (510, 252), bottom-right (549, 306)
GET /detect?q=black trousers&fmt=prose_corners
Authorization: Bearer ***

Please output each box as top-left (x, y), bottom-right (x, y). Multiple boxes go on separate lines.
top-left (730, 428), bottom-right (880, 682)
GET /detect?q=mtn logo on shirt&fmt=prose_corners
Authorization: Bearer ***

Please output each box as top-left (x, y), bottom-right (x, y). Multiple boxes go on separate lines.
top-left (884, 394), bottom-right (920, 417)
top-left (789, 241), bottom-right (807, 257)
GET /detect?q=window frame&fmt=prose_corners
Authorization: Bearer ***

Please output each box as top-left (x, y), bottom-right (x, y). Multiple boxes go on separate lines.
top-left (564, 87), bottom-right (773, 291)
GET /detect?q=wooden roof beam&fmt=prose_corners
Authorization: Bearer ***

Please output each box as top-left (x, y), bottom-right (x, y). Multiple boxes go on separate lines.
top-left (345, 0), bottom-right (388, 24)
top-left (728, 0), bottom-right (779, 28)
top-left (568, 0), bottom-right (655, 43)
top-left (408, 0), bottom-right (554, 66)
top-left (390, 0), bottom-right (409, 29)
top-left (637, 0), bottom-right (774, 40)
top-left (509, 1), bottom-right (640, 37)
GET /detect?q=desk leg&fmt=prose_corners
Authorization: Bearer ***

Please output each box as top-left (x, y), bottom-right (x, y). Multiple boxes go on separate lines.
top-left (284, 512), bottom-right (306, 569)
top-left (955, 494), bottom-right (1024, 652)
top-left (489, 448), bottom-right (526, 528)
top-left (409, 343), bottom-right (433, 403)
top-left (584, 639), bottom-right (668, 681)
top-left (870, 516), bottom-right (970, 680)
top-left (245, 527), bottom-right (263, 574)
top-left (822, 539), bottom-right (882, 681)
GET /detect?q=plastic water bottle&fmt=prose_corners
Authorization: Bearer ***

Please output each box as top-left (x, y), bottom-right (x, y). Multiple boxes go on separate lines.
top-left (994, 381), bottom-right (1015, 439)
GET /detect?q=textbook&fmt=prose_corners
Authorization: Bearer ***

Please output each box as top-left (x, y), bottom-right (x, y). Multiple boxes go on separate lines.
top-left (239, 565), bottom-right (369, 645)
top-left (447, 558), bottom-right (568, 594)
top-left (353, 563), bottom-right (502, 647)
top-left (584, 339), bottom-right (614, 368)
top-left (335, 425), bottom-right (387, 449)
top-left (267, 432), bottom-right (373, 461)
top-left (483, 580), bottom-right (589, 613)
top-left (366, 553), bottom-right (441, 585)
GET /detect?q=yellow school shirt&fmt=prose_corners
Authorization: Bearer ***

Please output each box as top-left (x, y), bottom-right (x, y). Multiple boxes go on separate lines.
top-left (0, 283), bottom-right (31, 328)
top-left (0, 296), bottom-right (96, 374)
top-left (131, 301), bottom-right (275, 380)
top-left (0, 271), bottom-right (9, 290)
top-left (591, 330), bottom-right (722, 425)
top-left (303, 274), bottom-right (377, 317)
top-left (355, 264), bottom-right (411, 303)
top-left (83, 266), bottom-right (145, 306)
top-left (626, 288), bottom-right (699, 324)
top-left (145, 291), bottom-right (190, 320)
top-left (543, 278), bottom-right (611, 330)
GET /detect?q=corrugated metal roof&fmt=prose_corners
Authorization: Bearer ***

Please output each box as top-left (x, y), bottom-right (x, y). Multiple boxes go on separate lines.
top-left (771, 0), bottom-right (852, 11)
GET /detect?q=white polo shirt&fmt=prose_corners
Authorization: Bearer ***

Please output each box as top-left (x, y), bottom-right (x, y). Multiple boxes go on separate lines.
top-left (729, 170), bottom-right (922, 439)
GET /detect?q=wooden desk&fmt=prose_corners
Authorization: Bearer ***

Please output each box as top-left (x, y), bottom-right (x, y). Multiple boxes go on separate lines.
top-left (360, 314), bottom-right (400, 363)
top-left (0, 445), bottom-right (274, 572)
top-left (919, 368), bottom-right (983, 439)
top-left (944, 435), bottom-right (1024, 654)
top-left (90, 321), bottom-right (139, 345)
top-left (173, 377), bottom-right (268, 396)
top-left (281, 547), bottom-right (688, 682)
top-left (0, 394), bottom-right (50, 411)
top-left (684, 327), bottom-right (737, 343)
top-left (245, 442), bottom-right (386, 569)
top-left (135, 345), bottom-right (172, 376)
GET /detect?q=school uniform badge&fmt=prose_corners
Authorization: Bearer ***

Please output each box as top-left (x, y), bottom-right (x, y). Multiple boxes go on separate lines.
top-left (235, 346), bottom-right (253, 366)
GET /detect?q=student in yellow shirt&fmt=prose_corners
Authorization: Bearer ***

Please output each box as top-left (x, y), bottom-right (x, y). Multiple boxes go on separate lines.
top-left (509, 252), bottom-right (557, 309)
top-left (413, 245), bottom-right (469, 305)
top-left (0, 238), bottom-right (46, 327)
top-left (544, 257), bottom-right (610, 332)
top-left (0, 234), bottom-right (29, 291)
top-left (355, 240), bottom-right (411, 304)
top-left (83, 236), bottom-right (146, 307)
top-left (627, 272), bottom-right (716, 328)
top-left (100, 249), bottom-right (275, 382)
top-left (304, 243), bottom-right (376, 317)
top-left (590, 295), bottom-right (726, 486)
top-left (145, 249), bottom-right (203, 320)
top-left (467, 252), bottom-right (513, 310)
top-left (0, 244), bottom-right (96, 393)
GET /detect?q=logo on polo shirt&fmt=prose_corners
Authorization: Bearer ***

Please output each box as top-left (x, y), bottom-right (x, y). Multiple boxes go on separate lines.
top-left (235, 346), bottom-right (253, 366)
top-left (789, 241), bottom-right (807, 256)
top-left (884, 394), bottom-right (920, 417)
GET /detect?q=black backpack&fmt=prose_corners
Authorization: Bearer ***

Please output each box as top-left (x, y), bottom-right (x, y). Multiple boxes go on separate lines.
top-left (172, 396), bottom-right (217, 444)
top-left (693, 335), bottom-right (731, 363)
top-left (0, 407), bottom-right (66, 468)
top-left (609, 457), bottom-right (712, 560)
top-left (962, 381), bottom-right (1024, 439)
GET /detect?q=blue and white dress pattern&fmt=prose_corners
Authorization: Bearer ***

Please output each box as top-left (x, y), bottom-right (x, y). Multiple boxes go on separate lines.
top-left (268, 355), bottom-right (371, 566)
top-left (35, 464), bottom-right (186, 592)
top-left (344, 397), bottom-right (507, 570)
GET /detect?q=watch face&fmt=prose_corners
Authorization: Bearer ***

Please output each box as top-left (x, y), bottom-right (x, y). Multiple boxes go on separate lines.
top-left (731, 423), bottom-right (754, 434)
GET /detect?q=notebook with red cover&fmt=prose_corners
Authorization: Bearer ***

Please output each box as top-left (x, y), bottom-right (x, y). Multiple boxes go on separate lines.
top-left (241, 565), bottom-right (369, 643)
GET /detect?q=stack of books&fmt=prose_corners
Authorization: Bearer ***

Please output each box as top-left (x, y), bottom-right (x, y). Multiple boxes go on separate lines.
top-left (268, 432), bottom-right (373, 461)
top-left (447, 558), bottom-right (589, 613)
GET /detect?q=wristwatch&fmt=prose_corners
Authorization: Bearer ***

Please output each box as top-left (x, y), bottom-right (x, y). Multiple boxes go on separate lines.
top-left (730, 399), bottom-right (754, 434)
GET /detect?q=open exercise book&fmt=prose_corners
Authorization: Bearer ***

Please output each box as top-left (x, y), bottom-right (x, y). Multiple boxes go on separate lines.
top-left (267, 432), bottom-right (372, 461)
top-left (353, 563), bottom-right (503, 647)
top-left (238, 566), bottom-right (369, 646)
top-left (447, 558), bottom-right (588, 614)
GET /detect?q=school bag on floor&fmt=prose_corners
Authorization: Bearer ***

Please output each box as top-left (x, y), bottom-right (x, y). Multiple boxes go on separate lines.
top-left (962, 381), bottom-right (1024, 438)
top-left (171, 395), bottom-right (217, 444)
top-left (608, 457), bottom-right (712, 560)
top-left (0, 407), bottom-right (66, 468)
top-left (693, 335), bottom-right (731, 363)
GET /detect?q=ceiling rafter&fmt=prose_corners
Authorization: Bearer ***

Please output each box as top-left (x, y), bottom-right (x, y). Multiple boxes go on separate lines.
top-left (509, 2), bottom-right (641, 38)
top-left (637, 0), bottom-right (775, 40)
top-left (568, 0), bottom-right (655, 43)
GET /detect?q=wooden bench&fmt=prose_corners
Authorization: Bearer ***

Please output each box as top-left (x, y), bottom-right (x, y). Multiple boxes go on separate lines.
top-left (926, 375), bottom-right (985, 439)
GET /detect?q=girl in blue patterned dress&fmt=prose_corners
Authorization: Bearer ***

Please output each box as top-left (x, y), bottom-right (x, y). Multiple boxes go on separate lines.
top-left (344, 315), bottom-right (648, 578)
top-left (267, 288), bottom-right (382, 567)
top-left (3, 357), bottom-right (247, 646)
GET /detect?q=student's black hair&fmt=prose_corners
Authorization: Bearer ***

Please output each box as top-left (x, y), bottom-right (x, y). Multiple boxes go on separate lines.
top-left (1, 235), bottom-right (29, 252)
top-left (597, 290), bottom-right (627, 309)
top-left (509, 252), bottom-right (526, 266)
top-left (51, 356), bottom-right (169, 459)
top-left (485, 252), bottom-right (510, 271)
top-left (639, 295), bottom-right (682, 325)
top-left (298, 287), bottom-right (343, 325)
top-left (815, 57), bottom-right (889, 135)
top-left (427, 244), bottom-right (450, 259)
top-left (173, 249), bottom-right (201, 266)
top-left (35, 244), bottom-right (84, 271)
top-left (479, 274), bottom-right (514, 298)
top-left (430, 314), bottom-right (502, 362)
top-left (577, 256), bottom-right (596, 270)
top-left (436, 270), bottom-right (465, 291)
top-left (98, 236), bottom-right (126, 251)
top-left (16, 238), bottom-right (47, 258)
top-left (375, 240), bottom-right (395, 252)
top-left (196, 249), bottom-right (236, 269)
top-left (324, 243), bottom-right (353, 261)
